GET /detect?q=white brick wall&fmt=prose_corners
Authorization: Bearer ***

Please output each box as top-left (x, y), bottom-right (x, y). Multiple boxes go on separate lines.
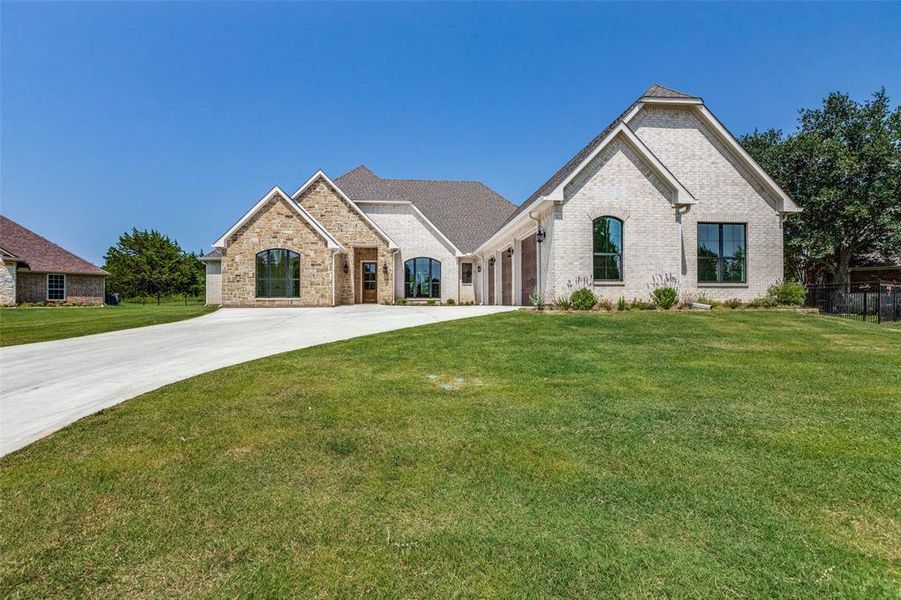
top-left (488, 104), bottom-right (786, 305)
top-left (360, 203), bottom-right (461, 302)
top-left (632, 106), bottom-right (784, 301)
top-left (547, 136), bottom-right (681, 302)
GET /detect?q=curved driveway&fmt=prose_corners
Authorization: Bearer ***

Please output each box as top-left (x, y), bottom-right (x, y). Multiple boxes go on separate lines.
top-left (0, 304), bottom-right (514, 457)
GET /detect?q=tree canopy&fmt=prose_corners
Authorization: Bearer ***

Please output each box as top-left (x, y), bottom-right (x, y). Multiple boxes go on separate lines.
top-left (103, 228), bottom-right (204, 302)
top-left (741, 88), bottom-right (901, 284)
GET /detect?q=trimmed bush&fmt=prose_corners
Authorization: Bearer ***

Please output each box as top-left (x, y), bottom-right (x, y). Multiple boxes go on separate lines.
top-left (446, 298), bottom-right (456, 305)
top-left (768, 281), bottom-right (806, 306)
top-left (652, 286), bottom-right (679, 310)
top-left (570, 288), bottom-right (597, 311)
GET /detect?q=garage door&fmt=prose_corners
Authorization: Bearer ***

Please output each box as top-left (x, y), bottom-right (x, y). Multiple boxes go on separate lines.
top-left (520, 233), bottom-right (537, 305)
top-left (501, 250), bottom-right (512, 305)
top-left (488, 259), bottom-right (495, 305)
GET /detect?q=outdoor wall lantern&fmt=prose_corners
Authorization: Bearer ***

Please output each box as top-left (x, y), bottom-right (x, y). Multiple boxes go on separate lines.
top-left (537, 225), bottom-right (546, 243)
top-left (343, 260), bottom-right (349, 274)
top-left (476, 264), bottom-right (482, 273)
top-left (382, 262), bottom-right (389, 275)
top-left (506, 247), bottom-right (514, 257)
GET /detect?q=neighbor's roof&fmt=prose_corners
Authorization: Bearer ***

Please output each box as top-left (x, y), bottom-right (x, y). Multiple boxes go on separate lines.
top-left (336, 166), bottom-right (516, 253)
top-left (0, 215), bottom-right (108, 275)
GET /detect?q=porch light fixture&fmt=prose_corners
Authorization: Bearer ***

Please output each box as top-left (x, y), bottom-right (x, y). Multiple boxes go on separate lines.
top-left (476, 264), bottom-right (481, 273)
top-left (537, 225), bottom-right (546, 243)
top-left (382, 262), bottom-right (388, 275)
top-left (506, 247), bottom-right (514, 257)
top-left (343, 260), bottom-right (349, 274)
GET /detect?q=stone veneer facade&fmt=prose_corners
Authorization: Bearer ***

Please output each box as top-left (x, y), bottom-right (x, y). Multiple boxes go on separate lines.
top-left (220, 194), bottom-right (334, 306)
top-left (0, 258), bottom-right (16, 306)
top-left (294, 178), bottom-right (394, 305)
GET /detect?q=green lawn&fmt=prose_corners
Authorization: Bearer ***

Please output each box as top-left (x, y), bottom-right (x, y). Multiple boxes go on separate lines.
top-left (0, 303), bottom-right (217, 346)
top-left (1, 311), bottom-right (898, 597)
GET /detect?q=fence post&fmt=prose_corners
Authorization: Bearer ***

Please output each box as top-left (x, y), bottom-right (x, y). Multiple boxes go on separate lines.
top-left (863, 289), bottom-right (868, 322)
top-left (877, 279), bottom-right (881, 324)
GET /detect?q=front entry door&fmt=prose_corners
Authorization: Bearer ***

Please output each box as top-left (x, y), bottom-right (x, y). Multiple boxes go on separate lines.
top-left (361, 261), bottom-right (378, 303)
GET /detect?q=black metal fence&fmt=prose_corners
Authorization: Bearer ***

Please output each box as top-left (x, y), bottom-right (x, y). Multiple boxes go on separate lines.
top-left (805, 280), bottom-right (900, 324)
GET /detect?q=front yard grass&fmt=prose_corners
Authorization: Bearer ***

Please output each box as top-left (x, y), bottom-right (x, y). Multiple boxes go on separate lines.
top-left (1, 311), bottom-right (898, 596)
top-left (0, 303), bottom-right (217, 346)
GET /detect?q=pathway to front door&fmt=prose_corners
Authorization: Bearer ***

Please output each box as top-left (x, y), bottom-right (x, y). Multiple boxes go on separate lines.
top-left (0, 304), bottom-right (516, 456)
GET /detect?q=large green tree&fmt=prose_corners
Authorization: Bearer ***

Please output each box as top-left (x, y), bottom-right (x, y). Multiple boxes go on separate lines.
top-left (741, 89), bottom-right (901, 284)
top-left (103, 229), bottom-right (203, 303)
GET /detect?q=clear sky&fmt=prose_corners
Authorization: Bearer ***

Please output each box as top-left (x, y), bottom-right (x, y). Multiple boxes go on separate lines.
top-left (2, 2), bottom-right (899, 264)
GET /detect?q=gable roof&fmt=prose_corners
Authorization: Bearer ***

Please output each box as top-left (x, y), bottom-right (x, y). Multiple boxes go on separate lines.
top-left (291, 170), bottom-right (397, 249)
top-left (501, 83), bottom-right (798, 232)
top-left (0, 215), bottom-right (108, 275)
top-left (213, 186), bottom-right (343, 250)
top-left (336, 166), bottom-right (516, 253)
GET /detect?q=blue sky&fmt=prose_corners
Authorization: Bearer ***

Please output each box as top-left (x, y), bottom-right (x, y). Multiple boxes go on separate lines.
top-left (2, 2), bottom-right (899, 264)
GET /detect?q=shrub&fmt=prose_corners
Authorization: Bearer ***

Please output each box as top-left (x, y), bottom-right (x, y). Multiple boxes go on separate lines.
top-left (446, 298), bottom-right (455, 305)
top-left (394, 297), bottom-right (408, 305)
top-left (748, 296), bottom-right (776, 309)
top-left (426, 299), bottom-right (437, 306)
top-left (638, 300), bottom-right (656, 310)
top-left (529, 288), bottom-right (545, 309)
top-left (617, 297), bottom-right (628, 311)
top-left (767, 281), bottom-right (806, 306)
top-left (652, 286), bottom-right (679, 310)
top-left (724, 298), bottom-right (743, 310)
top-left (570, 288), bottom-right (597, 311)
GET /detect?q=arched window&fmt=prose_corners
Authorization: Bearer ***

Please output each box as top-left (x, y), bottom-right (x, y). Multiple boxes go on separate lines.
top-left (256, 249), bottom-right (300, 298)
top-left (593, 217), bottom-right (623, 281)
top-left (404, 257), bottom-right (441, 299)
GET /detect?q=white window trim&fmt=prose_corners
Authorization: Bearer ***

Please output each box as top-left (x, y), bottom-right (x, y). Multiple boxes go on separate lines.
top-left (47, 273), bottom-right (66, 301)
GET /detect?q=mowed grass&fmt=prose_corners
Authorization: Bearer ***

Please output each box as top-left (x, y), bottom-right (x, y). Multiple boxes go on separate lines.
top-left (0, 303), bottom-right (217, 346)
top-left (1, 311), bottom-right (899, 597)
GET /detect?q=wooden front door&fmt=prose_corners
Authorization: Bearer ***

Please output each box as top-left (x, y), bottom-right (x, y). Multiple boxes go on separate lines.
top-left (361, 261), bottom-right (377, 303)
top-left (501, 250), bottom-right (512, 305)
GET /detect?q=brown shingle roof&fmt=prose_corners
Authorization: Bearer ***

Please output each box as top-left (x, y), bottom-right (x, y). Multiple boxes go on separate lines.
top-left (336, 167), bottom-right (516, 253)
top-left (503, 84), bottom-right (698, 227)
top-left (642, 84), bottom-right (700, 99)
top-left (0, 215), bottom-right (108, 275)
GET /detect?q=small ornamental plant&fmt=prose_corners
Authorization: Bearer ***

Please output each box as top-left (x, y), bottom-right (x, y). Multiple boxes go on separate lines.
top-left (767, 281), bottom-right (806, 306)
top-left (571, 287), bottom-right (598, 311)
top-left (617, 296), bottom-right (628, 311)
top-left (652, 286), bottom-right (679, 310)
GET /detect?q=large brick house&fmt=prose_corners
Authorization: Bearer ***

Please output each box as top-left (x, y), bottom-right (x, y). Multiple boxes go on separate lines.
top-left (0, 216), bottom-right (108, 306)
top-left (203, 85), bottom-right (801, 307)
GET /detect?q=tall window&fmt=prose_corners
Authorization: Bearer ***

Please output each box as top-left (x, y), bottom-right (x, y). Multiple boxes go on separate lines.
top-left (593, 216), bottom-right (623, 281)
top-left (698, 223), bottom-right (746, 283)
top-left (256, 249), bottom-right (300, 298)
top-left (47, 274), bottom-right (66, 301)
top-left (461, 263), bottom-right (473, 285)
top-left (404, 257), bottom-right (441, 298)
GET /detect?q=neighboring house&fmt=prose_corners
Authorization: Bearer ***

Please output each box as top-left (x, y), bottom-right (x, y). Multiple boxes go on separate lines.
top-left (203, 84), bottom-right (800, 307)
top-left (0, 216), bottom-right (108, 306)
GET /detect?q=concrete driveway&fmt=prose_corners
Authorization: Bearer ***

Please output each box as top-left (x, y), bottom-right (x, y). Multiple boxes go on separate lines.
top-left (0, 304), bottom-right (515, 456)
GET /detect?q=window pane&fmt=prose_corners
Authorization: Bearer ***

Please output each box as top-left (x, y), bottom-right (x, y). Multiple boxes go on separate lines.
top-left (593, 217), bottom-right (622, 254)
top-left (697, 223), bottom-right (746, 283)
top-left (47, 274), bottom-right (65, 300)
top-left (404, 260), bottom-right (414, 297)
top-left (462, 263), bottom-right (472, 284)
top-left (256, 251), bottom-right (268, 297)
